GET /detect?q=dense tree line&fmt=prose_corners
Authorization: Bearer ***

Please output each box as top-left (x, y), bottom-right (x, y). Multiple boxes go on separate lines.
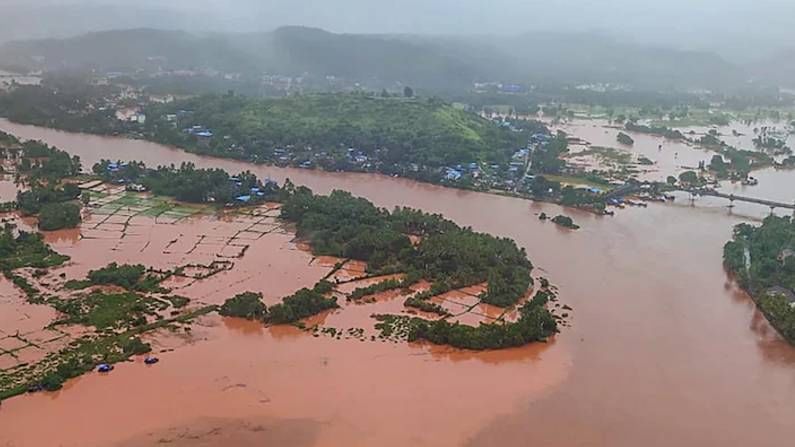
top-left (0, 79), bottom-right (127, 135)
top-left (724, 216), bottom-right (795, 342)
top-left (37, 202), bottom-right (81, 231)
top-left (0, 133), bottom-right (84, 230)
top-left (379, 290), bottom-right (558, 350)
top-left (14, 139), bottom-right (82, 183)
top-left (279, 185), bottom-right (534, 307)
top-left (93, 160), bottom-right (279, 205)
top-left (266, 281), bottom-right (338, 324)
top-left (220, 282), bottom-right (338, 324)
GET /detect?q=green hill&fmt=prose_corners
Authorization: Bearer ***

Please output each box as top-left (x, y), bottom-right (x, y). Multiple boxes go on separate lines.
top-left (144, 93), bottom-right (525, 170)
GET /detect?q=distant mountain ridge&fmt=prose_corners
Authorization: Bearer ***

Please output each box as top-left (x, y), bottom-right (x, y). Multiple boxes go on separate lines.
top-left (0, 27), bottom-right (748, 91)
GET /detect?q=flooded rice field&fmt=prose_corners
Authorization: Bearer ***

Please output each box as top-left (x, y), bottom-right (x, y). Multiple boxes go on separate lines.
top-left (1, 119), bottom-right (795, 446)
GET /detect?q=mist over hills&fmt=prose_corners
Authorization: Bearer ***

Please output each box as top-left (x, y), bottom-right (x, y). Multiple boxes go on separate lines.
top-left (0, 26), bottom-right (784, 91)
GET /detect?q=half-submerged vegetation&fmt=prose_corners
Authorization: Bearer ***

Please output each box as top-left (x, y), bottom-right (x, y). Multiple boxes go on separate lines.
top-left (375, 290), bottom-right (558, 350)
top-left (267, 281), bottom-right (338, 324)
top-left (551, 215), bottom-right (580, 230)
top-left (616, 132), bottom-right (635, 146)
top-left (219, 292), bottom-right (267, 319)
top-left (210, 183), bottom-right (557, 350)
top-left (0, 152), bottom-right (558, 401)
top-left (0, 255), bottom-right (228, 399)
top-left (219, 282), bottom-right (338, 324)
top-left (624, 121), bottom-right (686, 140)
top-left (279, 183), bottom-right (534, 308)
top-left (724, 216), bottom-right (795, 343)
top-left (65, 262), bottom-right (164, 292)
top-left (0, 223), bottom-right (70, 271)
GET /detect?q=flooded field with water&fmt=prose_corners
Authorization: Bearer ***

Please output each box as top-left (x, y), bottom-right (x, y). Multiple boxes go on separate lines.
top-left (1, 119), bottom-right (795, 446)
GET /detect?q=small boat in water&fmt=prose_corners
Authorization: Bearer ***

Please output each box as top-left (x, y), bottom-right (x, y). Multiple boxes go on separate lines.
top-left (97, 363), bottom-right (114, 373)
top-left (144, 356), bottom-right (159, 365)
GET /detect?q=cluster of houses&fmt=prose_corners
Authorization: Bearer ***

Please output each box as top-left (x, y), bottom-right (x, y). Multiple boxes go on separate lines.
top-left (443, 162), bottom-right (480, 181)
top-left (229, 176), bottom-right (277, 205)
top-left (100, 162), bottom-right (149, 192)
top-left (440, 131), bottom-right (553, 191)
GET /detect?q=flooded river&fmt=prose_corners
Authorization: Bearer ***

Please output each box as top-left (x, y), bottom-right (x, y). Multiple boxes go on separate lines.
top-left (1, 119), bottom-right (795, 447)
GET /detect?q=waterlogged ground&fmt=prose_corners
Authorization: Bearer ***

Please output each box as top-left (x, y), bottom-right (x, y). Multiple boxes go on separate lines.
top-left (550, 118), bottom-right (718, 182)
top-left (2, 120), bottom-right (795, 446)
top-left (550, 117), bottom-right (794, 186)
top-left (0, 185), bottom-right (565, 447)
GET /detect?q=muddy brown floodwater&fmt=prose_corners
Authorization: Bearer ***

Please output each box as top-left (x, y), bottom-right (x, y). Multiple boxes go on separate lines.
top-left (1, 119), bottom-right (795, 447)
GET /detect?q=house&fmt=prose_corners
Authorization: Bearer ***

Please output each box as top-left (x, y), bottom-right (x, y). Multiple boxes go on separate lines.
top-left (106, 162), bottom-right (128, 173)
top-left (779, 249), bottom-right (795, 264)
top-left (444, 168), bottom-right (463, 181)
top-left (235, 195), bottom-right (252, 203)
top-left (767, 286), bottom-right (795, 304)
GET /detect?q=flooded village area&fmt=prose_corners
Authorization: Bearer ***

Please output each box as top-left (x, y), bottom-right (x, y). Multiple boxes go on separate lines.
top-left (1, 110), bottom-right (795, 447)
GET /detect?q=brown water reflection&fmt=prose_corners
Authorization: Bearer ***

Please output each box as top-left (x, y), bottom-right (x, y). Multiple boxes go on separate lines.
top-left (0, 120), bottom-right (795, 446)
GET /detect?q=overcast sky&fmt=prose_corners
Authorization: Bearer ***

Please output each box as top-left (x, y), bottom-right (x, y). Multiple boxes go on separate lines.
top-left (3, 0), bottom-right (794, 57)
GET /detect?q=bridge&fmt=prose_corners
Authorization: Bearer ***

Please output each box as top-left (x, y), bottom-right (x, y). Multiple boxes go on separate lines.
top-left (684, 189), bottom-right (795, 211)
top-left (603, 182), bottom-right (795, 211)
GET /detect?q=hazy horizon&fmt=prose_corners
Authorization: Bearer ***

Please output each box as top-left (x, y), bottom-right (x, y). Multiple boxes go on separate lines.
top-left (2, 0), bottom-right (794, 61)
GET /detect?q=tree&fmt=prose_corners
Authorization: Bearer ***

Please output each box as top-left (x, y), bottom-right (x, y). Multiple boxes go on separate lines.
top-left (617, 132), bottom-right (634, 146)
top-left (678, 170), bottom-right (699, 186)
top-left (403, 86), bottom-right (414, 98)
top-left (219, 292), bottom-right (267, 320)
top-left (38, 202), bottom-right (81, 231)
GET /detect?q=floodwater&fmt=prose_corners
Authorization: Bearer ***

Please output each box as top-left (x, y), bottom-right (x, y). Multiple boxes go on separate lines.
top-left (1, 119), bottom-right (795, 446)
top-left (551, 118), bottom-right (716, 181)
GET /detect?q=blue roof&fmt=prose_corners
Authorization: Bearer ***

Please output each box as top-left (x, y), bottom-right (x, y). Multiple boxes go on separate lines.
top-left (445, 168), bottom-right (463, 180)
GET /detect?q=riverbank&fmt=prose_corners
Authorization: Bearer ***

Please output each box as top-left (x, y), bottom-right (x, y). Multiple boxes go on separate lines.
top-left (0, 117), bottom-right (622, 217)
